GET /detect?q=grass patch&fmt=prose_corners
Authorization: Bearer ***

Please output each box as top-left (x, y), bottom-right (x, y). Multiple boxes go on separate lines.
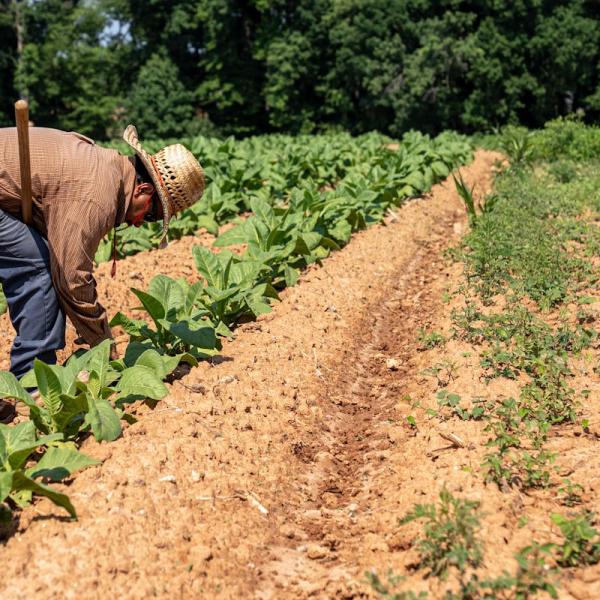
top-left (447, 121), bottom-right (599, 492)
top-left (379, 120), bottom-right (600, 597)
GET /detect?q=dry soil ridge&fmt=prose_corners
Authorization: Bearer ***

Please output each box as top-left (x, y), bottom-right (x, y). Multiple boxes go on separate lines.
top-left (0, 150), bottom-right (502, 599)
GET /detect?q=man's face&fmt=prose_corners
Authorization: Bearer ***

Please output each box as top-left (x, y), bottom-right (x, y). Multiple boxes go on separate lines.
top-left (126, 183), bottom-right (160, 226)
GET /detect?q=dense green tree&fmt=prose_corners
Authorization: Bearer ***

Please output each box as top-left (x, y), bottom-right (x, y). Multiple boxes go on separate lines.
top-left (2, 0), bottom-right (600, 138)
top-left (0, 1), bottom-right (18, 126)
top-left (14, 0), bottom-right (128, 137)
top-left (194, 0), bottom-right (266, 133)
top-left (126, 52), bottom-right (195, 138)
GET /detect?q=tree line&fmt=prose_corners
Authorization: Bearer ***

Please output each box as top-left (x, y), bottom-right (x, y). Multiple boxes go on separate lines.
top-left (1, 0), bottom-right (600, 140)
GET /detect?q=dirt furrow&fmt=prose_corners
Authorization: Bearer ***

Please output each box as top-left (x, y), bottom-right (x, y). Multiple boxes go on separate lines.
top-left (258, 193), bottom-right (470, 599)
top-left (0, 150), bottom-right (501, 599)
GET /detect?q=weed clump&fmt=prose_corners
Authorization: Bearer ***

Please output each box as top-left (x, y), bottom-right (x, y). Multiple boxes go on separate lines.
top-left (400, 488), bottom-right (483, 578)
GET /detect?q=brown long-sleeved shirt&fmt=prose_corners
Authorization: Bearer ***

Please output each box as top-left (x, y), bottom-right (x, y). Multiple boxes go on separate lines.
top-left (0, 127), bottom-right (135, 346)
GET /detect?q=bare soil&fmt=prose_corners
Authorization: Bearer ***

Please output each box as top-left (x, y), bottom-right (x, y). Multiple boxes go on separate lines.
top-left (0, 150), bottom-right (597, 599)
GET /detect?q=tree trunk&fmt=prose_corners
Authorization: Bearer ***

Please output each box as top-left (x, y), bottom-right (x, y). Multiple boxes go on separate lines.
top-left (11, 0), bottom-right (27, 100)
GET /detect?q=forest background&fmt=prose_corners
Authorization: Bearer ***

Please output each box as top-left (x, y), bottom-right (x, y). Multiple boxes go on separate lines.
top-left (1, 0), bottom-right (600, 140)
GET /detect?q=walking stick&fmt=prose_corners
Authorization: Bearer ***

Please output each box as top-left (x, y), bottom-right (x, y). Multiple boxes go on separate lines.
top-left (14, 99), bottom-right (32, 226)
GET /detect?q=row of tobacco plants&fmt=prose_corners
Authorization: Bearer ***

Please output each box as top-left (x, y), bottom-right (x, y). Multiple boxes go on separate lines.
top-left (372, 118), bottom-right (600, 599)
top-left (0, 130), bottom-right (472, 526)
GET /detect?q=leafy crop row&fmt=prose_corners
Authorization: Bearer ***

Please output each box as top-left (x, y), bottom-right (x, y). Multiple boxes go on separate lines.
top-left (96, 130), bottom-right (470, 261)
top-left (0, 130), bottom-right (472, 523)
top-left (112, 131), bottom-right (472, 360)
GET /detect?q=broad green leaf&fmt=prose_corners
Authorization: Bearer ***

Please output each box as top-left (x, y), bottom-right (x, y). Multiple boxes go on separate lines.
top-left (212, 223), bottom-right (248, 248)
top-left (27, 447), bottom-right (100, 482)
top-left (215, 321), bottom-right (234, 338)
top-left (431, 160), bottom-right (449, 178)
top-left (86, 398), bottom-right (122, 442)
top-left (3, 421), bottom-right (37, 456)
top-left (247, 220), bottom-right (270, 249)
top-left (165, 320), bottom-right (218, 351)
top-left (94, 239), bottom-right (113, 264)
top-left (250, 198), bottom-right (275, 228)
top-left (229, 260), bottom-right (264, 285)
top-left (402, 170), bottom-right (425, 191)
top-left (11, 472), bottom-right (76, 518)
top-left (220, 253), bottom-right (234, 288)
top-left (78, 340), bottom-right (112, 388)
top-left (18, 369), bottom-right (37, 389)
top-left (86, 370), bottom-right (102, 400)
top-left (131, 289), bottom-right (166, 326)
top-left (319, 236), bottom-right (341, 251)
top-left (196, 215), bottom-right (219, 236)
top-left (178, 353), bottom-right (199, 367)
top-left (329, 220), bottom-right (352, 243)
top-left (133, 349), bottom-right (171, 379)
top-left (149, 275), bottom-right (185, 314)
top-left (109, 312), bottom-right (147, 337)
top-left (51, 394), bottom-right (88, 437)
top-left (300, 232), bottom-right (322, 251)
top-left (117, 365), bottom-right (168, 400)
top-left (123, 341), bottom-right (155, 366)
top-left (202, 284), bottom-right (241, 304)
top-left (192, 246), bottom-right (222, 286)
top-left (2, 421), bottom-right (62, 471)
top-left (284, 266), bottom-right (300, 287)
top-left (0, 472), bottom-right (12, 502)
top-left (184, 281), bottom-right (204, 315)
top-left (0, 371), bottom-right (33, 404)
top-left (245, 298), bottom-right (272, 316)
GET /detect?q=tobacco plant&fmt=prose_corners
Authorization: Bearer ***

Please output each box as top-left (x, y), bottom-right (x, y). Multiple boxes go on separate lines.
top-left (111, 275), bottom-right (221, 358)
top-left (0, 340), bottom-right (169, 442)
top-left (193, 245), bottom-right (279, 332)
top-left (0, 421), bottom-right (98, 518)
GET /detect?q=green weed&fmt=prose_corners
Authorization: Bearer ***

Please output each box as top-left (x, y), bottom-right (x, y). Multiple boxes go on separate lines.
top-left (436, 390), bottom-right (486, 421)
top-left (376, 491), bottom-right (558, 599)
top-left (499, 126), bottom-right (534, 168)
top-left (417, 328), bottom-right (446, 350)
top-left (400, 488), bottom-right (483, 578)
top-left (557, 479), bottom-right (584, 507)
top-left (551, 512), bottom-right (600, 567)
top-left (452, 172), bottom-right (478, 226)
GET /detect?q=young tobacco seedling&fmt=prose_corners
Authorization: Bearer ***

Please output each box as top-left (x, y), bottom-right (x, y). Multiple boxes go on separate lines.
top-left (0, 340), bottom-right (169, 442)
top-left (0, 421), bottom-right (98, 518)
top-left (111, 274), bottom-right (221, 359)
top-left (193, 245), bottom-right (279, 331)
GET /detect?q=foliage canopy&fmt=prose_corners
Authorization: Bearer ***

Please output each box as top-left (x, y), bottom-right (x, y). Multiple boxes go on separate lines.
top-left (1, 0), bottom-right (600, 138)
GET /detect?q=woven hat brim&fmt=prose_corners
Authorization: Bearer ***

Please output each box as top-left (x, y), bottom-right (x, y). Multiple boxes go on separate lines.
top-left (123, 124), bottom-right (171, 244)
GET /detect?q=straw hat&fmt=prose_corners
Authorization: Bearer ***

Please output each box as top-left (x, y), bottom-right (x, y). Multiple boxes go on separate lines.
top-left (123, 124), bottom-right (205, 244)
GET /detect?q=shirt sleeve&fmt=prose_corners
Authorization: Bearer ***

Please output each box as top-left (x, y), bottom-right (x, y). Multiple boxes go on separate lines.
top-left (45, 200), bottom-right (114, 347)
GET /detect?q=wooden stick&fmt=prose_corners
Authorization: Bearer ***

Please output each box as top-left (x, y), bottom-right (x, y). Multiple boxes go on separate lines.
top-left (14, 99), bottom-right (32, 226)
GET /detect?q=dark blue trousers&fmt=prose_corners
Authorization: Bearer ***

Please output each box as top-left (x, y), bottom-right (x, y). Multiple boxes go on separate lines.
top-left (0, 209), bottom-right (65, 378)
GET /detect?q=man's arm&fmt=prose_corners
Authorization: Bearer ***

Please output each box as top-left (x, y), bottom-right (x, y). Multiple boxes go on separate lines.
top-left (45, 200), bottom-right (113, 347)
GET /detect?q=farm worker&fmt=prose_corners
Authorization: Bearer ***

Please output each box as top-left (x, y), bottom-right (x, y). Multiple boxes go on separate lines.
top-left (0, 124), bottom-right (204, 393)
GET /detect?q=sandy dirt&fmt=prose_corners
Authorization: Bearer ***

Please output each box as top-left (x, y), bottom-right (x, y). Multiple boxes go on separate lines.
top-left (0, 149), bottom-right (597, 599)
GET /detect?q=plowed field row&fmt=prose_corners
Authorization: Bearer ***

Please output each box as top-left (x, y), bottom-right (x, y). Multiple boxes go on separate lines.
top-left (0, 151), bottom-right (505, 599)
